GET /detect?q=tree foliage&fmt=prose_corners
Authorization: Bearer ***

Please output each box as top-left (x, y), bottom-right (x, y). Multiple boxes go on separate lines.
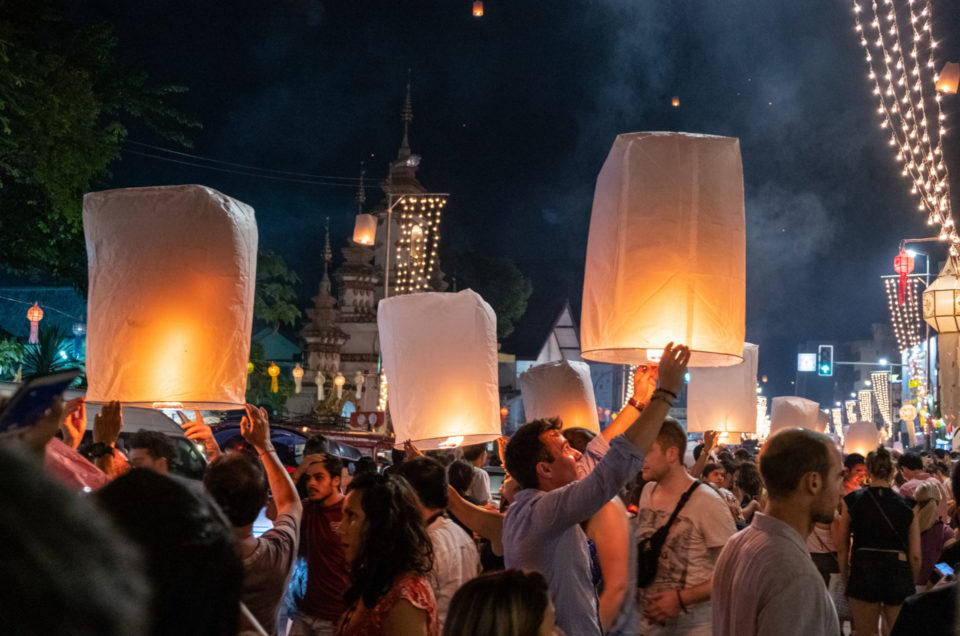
top-left (451, 251), bottom-right (533, 340)
top-left (254, 249), bottom-right (303, 331)
top-left (0, 0), bottom-right (199, 287)
top-left (21, 325), bottom-right (72, 378)
top-left (245, 341), bottom-right (294, 415)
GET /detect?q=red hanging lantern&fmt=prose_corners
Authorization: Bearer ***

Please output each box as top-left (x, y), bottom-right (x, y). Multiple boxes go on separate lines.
top-left (893, 249), bottom-right (915, 305)
top-left (26, 302), bottom-right (43, 344)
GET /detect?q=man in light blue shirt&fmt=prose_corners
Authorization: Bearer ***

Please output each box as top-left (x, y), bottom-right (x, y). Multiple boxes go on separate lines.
top-left (503, 343), bottom-right (690, 636)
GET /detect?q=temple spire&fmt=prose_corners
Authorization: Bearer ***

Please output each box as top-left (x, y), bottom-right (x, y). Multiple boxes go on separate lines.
top-left (398, 69), bottom-right (413, 160)
top-left (355, 162), bottom-right (366, 213)
top-left (321, 217), bottom-right (332, 289)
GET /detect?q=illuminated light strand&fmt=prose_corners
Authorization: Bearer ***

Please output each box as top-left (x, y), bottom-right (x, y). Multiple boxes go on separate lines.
top-left (884, 278), bottom-right (924, 350)
top-left (395, 196), bottom-right (446, 294)
top-left (858, 389), bottom-right (875, 423)
top-left (622, 364), bottom-right (636, 411)
top-left (851, 0), bottom-right (954, 249)
top-left (377, 372), bottom-right (388, 412)
top-left (845, 399), bottom-right (860, 426)
top-left (757, 396), bottom-right (769, 439)
top-left (832, 408), bottom-right (845, 443)
top-left (871, 370), bottom-right (893, 439)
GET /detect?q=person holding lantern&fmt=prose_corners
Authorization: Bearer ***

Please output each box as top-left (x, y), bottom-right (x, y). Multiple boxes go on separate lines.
top-left (501, 342), bottom-right (690, 636)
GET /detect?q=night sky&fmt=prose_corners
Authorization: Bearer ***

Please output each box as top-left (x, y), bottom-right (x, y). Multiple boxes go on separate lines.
top-left (77, 0), bottom-right (960, 398)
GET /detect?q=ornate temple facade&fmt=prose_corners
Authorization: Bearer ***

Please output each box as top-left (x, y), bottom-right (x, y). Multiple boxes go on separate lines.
top-left (289, 81), bottom-right (447, 421)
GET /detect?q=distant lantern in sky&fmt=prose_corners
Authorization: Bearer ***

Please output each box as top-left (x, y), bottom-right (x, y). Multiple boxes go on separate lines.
top-left (378, 289), bottom-right (500, 450)
top-left (83, 185), bottom-right (257, 409)
top-left (352, 213), bottom-right (377, 246)
top-left (936, 61), bottom-right (959, 95)
top-left (473, 1), bottom-right (483, 17)
top-left (520, 359), bottom-right (600, 433)
top-left (581, 132), bottom-right (746, 367)
top-left (671, 96), bottom-right (680, 107)
top-left (26, 302), bottom-right (43, 344)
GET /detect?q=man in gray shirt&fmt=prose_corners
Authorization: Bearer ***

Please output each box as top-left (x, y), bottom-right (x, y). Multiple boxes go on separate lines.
top-left (712, 428), bottom-right (844, 636)
top-left (502, 343), bottom-right (690, 636)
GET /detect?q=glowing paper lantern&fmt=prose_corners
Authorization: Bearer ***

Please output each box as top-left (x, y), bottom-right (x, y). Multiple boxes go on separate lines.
top-left (936, 61), bottom-right (959, 95)
top-left (844, 421), bottom-right (881, 457)
top-left (292, 364), bottom-right (304, 394)
top-left (923, 256), bottom-right (960, 333)
top-left (519, 360), bottom-right (600, 433)
top-left (900, 403), bottom-right (918, 422)
top-left (581, 132), bottom-right (745, 366)
top-left (352, 213), bottom-right (377, 246)
top-left (84, 185), bottom-right (257, 408)
top-left (688, 343), bottom-right (758, 433)
top-left (378, 289), bottom-right (500, 449)
top-left (334, 372), bottom-right (345, 399)
top-left (268, 363), bottom-right (280, 393)
top-left (769, 396), bottom-right (820, 435)
top-left (473, 0), bottom-right (483, 17)
top-left (26, 302), bottom-right (43, 344)
top-left (893, 249), bottom-right (915, 306)
top-left (354, 371), bottom-right (365, 400)
top-left (671, 96), bottom-right (680, 107)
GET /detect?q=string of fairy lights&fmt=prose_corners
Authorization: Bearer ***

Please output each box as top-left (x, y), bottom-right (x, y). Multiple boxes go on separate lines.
top-left (858, 389), bottom-right (875, 423)
top-left (884, 277), bottom-right (925, 349)
top-left (851, 0), bottom-right (955, 251)
top-left (395, 196), bottom-right (446, 294)
top-left (871, 370), bottom-right (894, 437)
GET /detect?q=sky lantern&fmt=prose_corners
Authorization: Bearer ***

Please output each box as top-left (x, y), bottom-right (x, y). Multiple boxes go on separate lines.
top-left (936, 62), bottom-right (959, 95)
top-left (519, 360), bottom-right (600, 433)
top-left (893, 248), bottom-right (915, 305)
top-left (769, 396), bottom-right (819, 436)
top-left (473, 1), bottom-right (483, 17)
top-left (352, 213), bottom-right (377, 246)
top-left (844, 421), bottom-right (880, 456)
top-left (378, 289), bottom-right (500, 449)
top-left (26, 302), bottom-right (43, 344)
top-left (581, 132), bottom-right (745, 366)
top-left (688, 343), bottom-right (758, 434)
top-left (671, 96), bottom-right (680, 107)
top-left (83, 185), bottom-right (257, 409)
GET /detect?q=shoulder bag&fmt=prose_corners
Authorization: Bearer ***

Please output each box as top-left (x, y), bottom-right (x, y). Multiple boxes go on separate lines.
top-left (636, 481), bottom-right (701, 588)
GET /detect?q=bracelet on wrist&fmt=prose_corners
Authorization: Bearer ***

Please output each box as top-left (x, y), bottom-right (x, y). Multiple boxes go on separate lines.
top-left (655, 387), bottom-right (678, 399)
top-left (650, 394), bottom-right (674, 407)
top-left (676, 589), bottom-right (688, 613)
top-left (627, 396), bottom-right (646, 410)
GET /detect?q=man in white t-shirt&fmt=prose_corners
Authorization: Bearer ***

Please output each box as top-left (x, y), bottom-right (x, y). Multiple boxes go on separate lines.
top-left (635, 419), bottom-right (736, 635)
top-left (395, 456), bottom-right (481, 628)
top-left (462, 443), bottom-right (492, 505)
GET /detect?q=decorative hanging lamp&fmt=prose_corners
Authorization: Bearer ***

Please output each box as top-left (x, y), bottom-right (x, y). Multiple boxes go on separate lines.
top-left (292, 363), bottom-right (304, 394)
top-left (26, 302), bottom-right (43, 344)
top-left (893, 248), bottom-right (915, 306)
top-left (268, 363), bottom-right (280, 393)
top-left (923, 255), bottom-right (960, 333)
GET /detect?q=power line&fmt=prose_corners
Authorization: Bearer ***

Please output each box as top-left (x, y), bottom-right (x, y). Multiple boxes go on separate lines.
top-left (122, 148), bottom-right (372, 189)
top-left (126, 140), bottom-right (364, 182)
top-left (0, 295), bottom-right (83, 322)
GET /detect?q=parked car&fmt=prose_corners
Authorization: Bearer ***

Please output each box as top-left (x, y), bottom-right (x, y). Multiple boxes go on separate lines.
top-left (211, 422), bottom-right (363, 470)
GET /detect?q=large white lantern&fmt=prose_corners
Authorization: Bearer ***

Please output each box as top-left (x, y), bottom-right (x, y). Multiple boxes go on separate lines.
top-left (519, 360), bottom-right (600, 433)
top-left (352, 213), bottom-right (377, 246)
top-left (378, 289), bottom-right (501, 449)
top-left (923, 256), bottom-right (960, 333)
top-left (769, 396), bottom-right (820, 435)
top-left (844, 421), bottom-right (881, 457)
top-left (688, 343), bottom-right (758, 433)
top-left (84, 185), bottom-right (257, 408)
top-left (581, 132), bottom-right (745, 366)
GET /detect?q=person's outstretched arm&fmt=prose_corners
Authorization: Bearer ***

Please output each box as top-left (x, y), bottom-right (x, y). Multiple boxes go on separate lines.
top-left (601, 364), bottom-right (659, 441)
top-left (242, 404), bottom-right (302, 520)
top-left (689, 430), bottom-right (719, 478)
top-left (447, 484), bottom-right (504, 553)
top-left (622, 344), bottom-right (689, 453)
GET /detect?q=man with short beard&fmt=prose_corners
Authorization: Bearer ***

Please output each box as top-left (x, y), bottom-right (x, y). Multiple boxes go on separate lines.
top-left (712, 428), bottom-right (844, 636)
top-left (288, 453), bottom-right (350, 636)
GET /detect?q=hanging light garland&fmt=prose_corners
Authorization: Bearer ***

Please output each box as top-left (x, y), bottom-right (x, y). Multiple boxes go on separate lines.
top-left (871, 370), bottom-right (894, 437)
top-left (885, 277), bottom-right (924, 350)
top-left (845, 399), bottom-right (860, 425)
top-left (858, 389), bottom-right (875, 423)
top-left (395, 196), bottom-right (447, 295)
top-left (832, 408), bottom-right (845, 442)
top-left (850, 0), bottom-right (954, 251)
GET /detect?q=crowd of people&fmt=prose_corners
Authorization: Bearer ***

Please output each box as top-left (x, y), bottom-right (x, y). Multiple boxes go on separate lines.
top-left (3, 341), bottom-right (960, 635)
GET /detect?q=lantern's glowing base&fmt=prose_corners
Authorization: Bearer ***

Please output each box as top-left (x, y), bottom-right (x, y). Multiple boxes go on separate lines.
top-left (582, 348), bottom-right (743, 367)
top-left (404, 432), bottom-right (501, 451)
top-left (152, 401), bottom-right (184, 410)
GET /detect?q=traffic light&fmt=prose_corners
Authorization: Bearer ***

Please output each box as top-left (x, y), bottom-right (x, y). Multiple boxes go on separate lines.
top-left (817, 344), bottom-right (834, 377)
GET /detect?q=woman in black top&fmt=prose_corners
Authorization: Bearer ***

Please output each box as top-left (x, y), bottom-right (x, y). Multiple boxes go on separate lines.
top-left (839, 445), bottom-right (921, 636)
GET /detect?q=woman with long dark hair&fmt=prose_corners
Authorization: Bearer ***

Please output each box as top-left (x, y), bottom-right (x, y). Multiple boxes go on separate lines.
top-left (335, 472), bottom-right (437, 636)
top-left (442, 569), bottom-right (557, 636)
top-left (839, 445), bottom-right (920, 636)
